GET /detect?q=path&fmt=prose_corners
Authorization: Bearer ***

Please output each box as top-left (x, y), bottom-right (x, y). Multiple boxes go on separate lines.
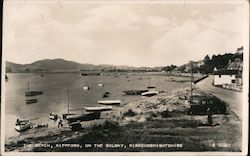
top-left (196, 75), bottom-right (243, 120)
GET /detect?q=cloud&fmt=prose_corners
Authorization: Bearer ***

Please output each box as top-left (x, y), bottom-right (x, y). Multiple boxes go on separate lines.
top-left (146, 16), bottom-right (169, 27)
top-left (209, 6), bottom-right (247, 35)
top-left (3, 2), bottom-right (248, 67)
top-left (81, 4), bottom-right (141, 31)
top-left (151, 6), bottom-right (247, 65)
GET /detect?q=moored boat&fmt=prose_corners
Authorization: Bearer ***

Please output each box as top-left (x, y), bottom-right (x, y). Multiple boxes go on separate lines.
top-left (147, 86), bottom-right (156, 89)
top-left (98, 100), bottom-right (122, 105)
top-left (98, 83), bottom-right (104, 87)
top-left (82, 86), bottom-right (90, 90)
top-left (122, 89), bottom-right (148, 95)
top-left (141, 90), bottom-right (159, 97)
top-left (84, 106), bottom-right (112, 111)
top-left (15, 119), bottom-right (31, 131)
top-left (25, 82), bottom-right (43, 96)
top-left (147, 78), bottom-right (156, 89)
top-left (26, 91), bottom-right (43, 96)
top-left (26, 99), bottom-right (38, 104)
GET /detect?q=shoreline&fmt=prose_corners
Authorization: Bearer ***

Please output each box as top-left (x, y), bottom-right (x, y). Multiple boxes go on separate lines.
top-left (5, 82), bottom-right (242, 152)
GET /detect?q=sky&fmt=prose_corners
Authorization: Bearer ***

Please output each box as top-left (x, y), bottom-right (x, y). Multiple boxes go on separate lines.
top-left (3, 0), bottom-right (249, 67)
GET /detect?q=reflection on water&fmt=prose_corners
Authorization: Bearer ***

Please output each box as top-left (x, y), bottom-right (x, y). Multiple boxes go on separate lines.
top-left (5, 73), bottom-right (190, 138)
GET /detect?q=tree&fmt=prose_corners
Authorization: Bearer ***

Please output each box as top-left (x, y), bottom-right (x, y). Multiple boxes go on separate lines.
top-left (204, 55), bottom-right (210, 64)
top-left (162, 64), bottom-right (177, 72)
top-left (6, 67), bottom-right (12, 73)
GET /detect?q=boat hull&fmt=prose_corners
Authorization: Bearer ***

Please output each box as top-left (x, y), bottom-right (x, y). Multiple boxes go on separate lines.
top-left (66, 112), bottom-right (101, 123)
top-left (15, 122), bottom-right (31, 132)
top-left (98, 100), bottom-right (121, 105)
top-left (122, 90), bottom-right (148, 95)
top-left (84, 106), bottom-right (112, 111)
top-left (141, 91), bottom-right (159, 97)
top-left (83, 86), bottom-right (90, 90)
top-left (26, 99), bottom-right (38, 104)
top-left (98, 83), bottom-right (104, 87)
top-left (25, 91), bottom-right (43, 96)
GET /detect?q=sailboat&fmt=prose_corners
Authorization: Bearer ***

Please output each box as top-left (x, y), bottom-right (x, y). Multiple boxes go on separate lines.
top-left (82, 78), bottom-right (90, 90)
top-left (25, 82), bottom-right (43, 96)
top-left (147, 78), bottom-right (156, 89)
top-left (63, 89), bottom-right (100, 123)
top-left (98, 74), bottom-right (104, 87)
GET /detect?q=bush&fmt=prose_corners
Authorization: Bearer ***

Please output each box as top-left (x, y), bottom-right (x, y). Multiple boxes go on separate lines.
top-left (160, 110), bottom-right (172, 118)
top-left (123, 109), bottom-right (137, 117)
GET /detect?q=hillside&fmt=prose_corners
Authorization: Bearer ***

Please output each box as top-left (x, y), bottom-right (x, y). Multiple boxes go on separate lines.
top-left (5, 47), bottom-right (243, 73)
top-left (6, 59), bottom-right (97, 72)
top-left (5, 59), bottom-right (154, 73)
top-left (173, 48), bottom-right (243, 74)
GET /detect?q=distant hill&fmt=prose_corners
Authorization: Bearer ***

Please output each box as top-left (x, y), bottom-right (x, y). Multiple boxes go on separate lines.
top-left (6, 47), bottom-right (244, 73)
top-left (6, 59), bottom-right (97, 72)
top-left (5, 59), bottom-right (156, 73)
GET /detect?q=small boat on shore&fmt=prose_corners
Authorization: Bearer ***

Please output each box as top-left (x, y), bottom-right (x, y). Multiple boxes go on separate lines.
top-left (32, 123), bottom-right (48, 129)
top-left (84, 106), bottom-right (112, 111)
top-left (49, 113), bottom-right (58, 120)
top-left (141, 90), bottom-right (159, 97)
top-left (122, 89), bottom-right (148, 95)
top-left (98, 100), bottom-right (122, 105)
top-left (26, 99), bottom-right (38, 104)
top-left (69, 121), bottom-right (82, 131)
top-left (15, 119), bottom-right (31, 131)
top-left (66, 111), bottom-right (101, 123)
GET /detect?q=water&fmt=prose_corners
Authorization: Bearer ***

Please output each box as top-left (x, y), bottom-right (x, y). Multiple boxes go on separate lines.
top-left (4, 73), bottom-right (190, 138)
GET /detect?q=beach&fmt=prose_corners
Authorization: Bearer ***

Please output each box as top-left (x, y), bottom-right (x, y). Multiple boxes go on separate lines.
top-left (5, 79), bottom-right (242, 152)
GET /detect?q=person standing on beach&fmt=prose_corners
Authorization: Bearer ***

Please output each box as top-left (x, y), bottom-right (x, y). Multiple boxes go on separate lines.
top-left (58, 118), bottom-right (63, 128)
top-left (207, 107), bottom-right (213, 126)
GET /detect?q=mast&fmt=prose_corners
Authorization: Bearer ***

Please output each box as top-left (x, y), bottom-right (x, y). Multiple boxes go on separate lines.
top-left (190, 61), bottom-right (194, 97)
top-left (67, 89), bottom-right (69, 115)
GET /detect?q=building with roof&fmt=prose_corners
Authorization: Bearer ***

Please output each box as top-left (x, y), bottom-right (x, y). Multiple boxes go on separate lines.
top-left (226, 58), bottom-right (243, 70)
top-left (213, 69), bottom-right (240, 86)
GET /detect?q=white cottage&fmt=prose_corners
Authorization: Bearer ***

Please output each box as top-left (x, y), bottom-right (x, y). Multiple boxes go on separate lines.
top-left (213, 69), bottom-right (239, 86)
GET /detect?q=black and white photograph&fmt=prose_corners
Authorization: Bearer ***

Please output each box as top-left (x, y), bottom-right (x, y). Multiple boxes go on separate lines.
top-left (1, 0), bottom-right (249, 155)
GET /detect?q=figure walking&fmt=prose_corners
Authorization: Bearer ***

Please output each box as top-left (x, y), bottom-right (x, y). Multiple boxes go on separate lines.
top-left (58, 118), bottom-right (63, 128)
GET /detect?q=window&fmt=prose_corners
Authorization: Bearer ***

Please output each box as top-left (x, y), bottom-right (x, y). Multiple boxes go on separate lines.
top-left (231, 80), bottom-right (235, 83)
